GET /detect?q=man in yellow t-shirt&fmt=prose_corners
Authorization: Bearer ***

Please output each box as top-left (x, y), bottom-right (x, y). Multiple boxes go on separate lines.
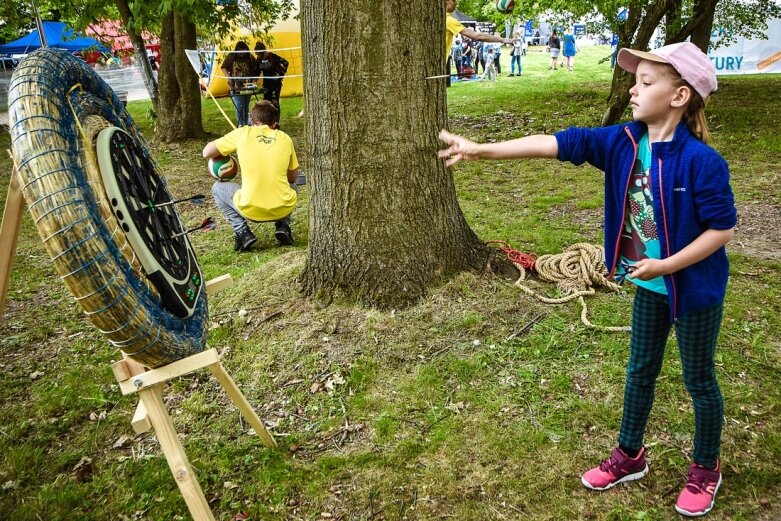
top-left (444, 0), bottom-right (512, 84)
top-left (202, 101), bottom-right (300, 251)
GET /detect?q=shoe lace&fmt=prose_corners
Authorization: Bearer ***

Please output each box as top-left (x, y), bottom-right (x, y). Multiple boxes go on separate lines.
top-left (685, 468), bottom-right (712, 494)
top-left (598, 453), bottom-right (621, 473)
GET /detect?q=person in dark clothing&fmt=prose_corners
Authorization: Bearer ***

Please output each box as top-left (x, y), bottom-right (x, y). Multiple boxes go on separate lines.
top-left (254, 42), bottom-right (289, 109)
top-left (222, 41), bottom-right (255, 126)
top-left (547, 29), bottom-right (561, 70)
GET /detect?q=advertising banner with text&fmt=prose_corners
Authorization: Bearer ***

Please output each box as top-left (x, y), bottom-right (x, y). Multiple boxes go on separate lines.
top-left (710, 17), bottom-right (781, 75)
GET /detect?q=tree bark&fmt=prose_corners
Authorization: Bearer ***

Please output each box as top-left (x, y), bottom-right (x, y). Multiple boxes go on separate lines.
top-left (115, 0), bottom-right (158, 109)
top-left (602, 0), bottom-right (675, 126)
top-left (299, 0), bottom-right (488, 309)
top-left (155, 9), bottom-right (203, 142)
top-left (676, 0), bottom-right (719, 51)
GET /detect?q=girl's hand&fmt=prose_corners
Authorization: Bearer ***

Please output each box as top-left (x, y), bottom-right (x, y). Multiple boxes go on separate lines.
top-left (438, 129), bottom-right (481, 166)
top-left (627, 258), bottom-right (668, 281)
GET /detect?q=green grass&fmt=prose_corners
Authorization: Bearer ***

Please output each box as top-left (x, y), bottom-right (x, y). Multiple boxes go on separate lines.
top-left (1, 45), bottom-right (780, 520)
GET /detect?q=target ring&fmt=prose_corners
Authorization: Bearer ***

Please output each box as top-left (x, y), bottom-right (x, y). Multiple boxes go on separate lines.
top-left (97, 127), bottom-right (202, 318)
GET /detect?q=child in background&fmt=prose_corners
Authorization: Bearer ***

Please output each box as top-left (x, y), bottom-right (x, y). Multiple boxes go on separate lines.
top-left (482, 47), bottom-right (497, 81)
top-left (438, 42), bottom-right (736, 517)
top-left (509, 31), bottom-right (523, 77)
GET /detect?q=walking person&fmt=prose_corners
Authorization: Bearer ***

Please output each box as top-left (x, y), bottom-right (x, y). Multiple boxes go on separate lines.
top-left (438, 42), bottom-right (735, 518)
top-left (509, 31), bottom-right (523, 76)
top-left (563, 28), bottom-right (578, 71)
top-left (547, 29), bottom-right (561, 70)
top-left (482, 47), bottom-right (497, 81)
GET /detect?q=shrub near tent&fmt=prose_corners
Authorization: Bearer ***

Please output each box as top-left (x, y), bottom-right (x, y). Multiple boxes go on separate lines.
top-left (496, 0), bottom-right (515, 14)
top-left (208, 155), bottom-right (238, 181)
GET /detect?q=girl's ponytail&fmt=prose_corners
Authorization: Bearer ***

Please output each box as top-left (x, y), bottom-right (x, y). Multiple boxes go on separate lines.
top-left (683, 92), bottom-right (710, 143)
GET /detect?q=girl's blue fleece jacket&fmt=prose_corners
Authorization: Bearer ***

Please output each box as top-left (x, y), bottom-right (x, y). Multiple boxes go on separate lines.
top-left (555, 120), bottom-right (737, 320)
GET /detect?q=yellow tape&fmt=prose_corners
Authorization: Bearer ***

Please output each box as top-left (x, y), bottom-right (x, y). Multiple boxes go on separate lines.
top-left (205, 88), bottom-right (236, 130)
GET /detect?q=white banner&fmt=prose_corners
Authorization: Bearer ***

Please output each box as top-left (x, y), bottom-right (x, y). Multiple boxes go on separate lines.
top-left (709, 18), bottom-right (781, 75)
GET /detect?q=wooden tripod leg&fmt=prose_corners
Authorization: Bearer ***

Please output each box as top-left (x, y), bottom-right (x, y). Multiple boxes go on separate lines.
top-left (208, 362), bottom-right (277, 447)
top-left (138, 383), bottom-right (216, 521)
top-left (0, 165), bottom-right (25, 319)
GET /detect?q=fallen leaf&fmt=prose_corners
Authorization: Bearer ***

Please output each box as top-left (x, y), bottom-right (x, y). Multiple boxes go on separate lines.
top-left (445, 401), bottom-right (466, 414)
top-left (113, 435), bottom-right (130, 449)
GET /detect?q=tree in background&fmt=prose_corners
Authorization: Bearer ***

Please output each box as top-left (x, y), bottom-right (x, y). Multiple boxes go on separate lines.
top-left (299, 0), bottom-right (489, 309)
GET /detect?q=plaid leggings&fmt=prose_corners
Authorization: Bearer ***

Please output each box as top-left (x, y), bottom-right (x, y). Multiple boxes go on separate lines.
top-left (618, 286), bottom-right (724, 468)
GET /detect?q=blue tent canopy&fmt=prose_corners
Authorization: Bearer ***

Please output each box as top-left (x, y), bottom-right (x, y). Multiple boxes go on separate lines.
top-left (0, 21), bottom-right (108, 55)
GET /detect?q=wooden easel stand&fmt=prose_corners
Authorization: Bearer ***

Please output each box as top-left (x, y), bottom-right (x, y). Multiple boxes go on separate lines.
top-left (112, 346), bottom-right (276, 521)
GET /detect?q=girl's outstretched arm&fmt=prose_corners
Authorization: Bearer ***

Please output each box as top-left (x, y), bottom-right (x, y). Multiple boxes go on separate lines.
top-left (438, 129), bottom-right (558, 167)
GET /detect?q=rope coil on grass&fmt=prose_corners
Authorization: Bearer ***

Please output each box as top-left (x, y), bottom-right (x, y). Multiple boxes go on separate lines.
top-left (491, 241), bottom-right (631, 333)
top-left (8, 49), bottom-right (207, 367)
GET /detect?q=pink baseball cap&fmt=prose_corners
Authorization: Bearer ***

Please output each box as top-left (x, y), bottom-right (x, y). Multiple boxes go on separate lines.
top-left (618, 41), bottom-right (717, 99)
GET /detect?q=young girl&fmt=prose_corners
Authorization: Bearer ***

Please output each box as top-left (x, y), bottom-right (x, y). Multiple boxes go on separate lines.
top-left (438, 42), bottom-right (736, 517)
top-left (509, 31), bottom-right (523, 77)
top-left (483, 47), bottom-right (498, 82)
top-left (547, 29), bottom-right (561, 70)
top-left (562, 29), bottom-right (578, 71)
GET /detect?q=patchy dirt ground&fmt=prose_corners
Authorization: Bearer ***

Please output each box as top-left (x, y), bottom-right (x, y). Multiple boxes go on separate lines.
top-left (734, 202), bottom-right (781, 261)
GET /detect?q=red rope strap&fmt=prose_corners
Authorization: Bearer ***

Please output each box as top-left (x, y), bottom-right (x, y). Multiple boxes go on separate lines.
top-left (485, 240), bottom-right (537, 272)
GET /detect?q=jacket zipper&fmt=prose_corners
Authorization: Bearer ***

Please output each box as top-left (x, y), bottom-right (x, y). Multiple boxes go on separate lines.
top-left (612, 127), bottom-right (637, 278)
top-left (656, 157), bottom-right (678, 320)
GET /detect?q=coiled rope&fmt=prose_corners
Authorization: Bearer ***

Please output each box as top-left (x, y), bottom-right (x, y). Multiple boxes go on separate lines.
top-left (488, 241), bottom-right (631, 333)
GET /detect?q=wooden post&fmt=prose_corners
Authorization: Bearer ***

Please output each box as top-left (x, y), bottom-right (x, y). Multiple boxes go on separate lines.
top-left (0, 162), bottom-right (25, 319)
top-left (208, 361), bottom-right (277, 447)
top-left (112, 343), bottom-right (276, 520)
top-left (138, 383), bottom-right (215, 521)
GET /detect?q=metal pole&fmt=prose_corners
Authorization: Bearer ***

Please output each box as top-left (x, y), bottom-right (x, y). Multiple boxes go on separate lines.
top-left (30, 0), bottom-right (48, 48)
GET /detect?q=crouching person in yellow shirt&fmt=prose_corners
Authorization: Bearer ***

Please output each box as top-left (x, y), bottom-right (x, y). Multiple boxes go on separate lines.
top-left (202, 101), bottom-right (300, 252)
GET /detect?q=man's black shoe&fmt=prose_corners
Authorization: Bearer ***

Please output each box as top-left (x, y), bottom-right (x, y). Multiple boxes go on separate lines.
top-left (234, 229), bottom-right (257, 252)
top-left (274, 222), bottom-right (294, 246)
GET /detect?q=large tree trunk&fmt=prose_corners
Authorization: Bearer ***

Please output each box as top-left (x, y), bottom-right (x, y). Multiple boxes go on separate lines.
top-left (155, 10), bottom-right (203, 142)
top-left (299, 0), bottom-right (488, 309)
top-left (115, 0), bottom-right (158, 109)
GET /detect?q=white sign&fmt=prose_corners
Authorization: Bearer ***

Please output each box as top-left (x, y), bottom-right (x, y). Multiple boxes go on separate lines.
top-left (709, 18), bottom-right (781, 75)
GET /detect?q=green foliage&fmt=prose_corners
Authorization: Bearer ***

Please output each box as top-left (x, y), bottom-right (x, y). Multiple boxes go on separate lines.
top-left (713, 0), bottom-right (781, 47)
top-left (0, 0), bottom-right (295, 45)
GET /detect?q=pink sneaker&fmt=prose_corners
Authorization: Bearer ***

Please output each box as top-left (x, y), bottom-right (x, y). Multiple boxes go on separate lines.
top-left (581, 447), bottom-right (649, 490)
top-left (675, 461), bottom-right (722, 517)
